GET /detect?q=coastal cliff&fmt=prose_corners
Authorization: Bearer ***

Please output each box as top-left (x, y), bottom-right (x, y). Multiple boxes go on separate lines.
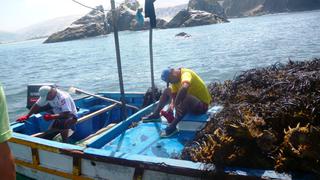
top-left (188, 0), bottom-right (227, 19)
top-left (221, 0), bottom-right (320, 17)
top-left (222, 0), bottom-right (265, 17)
top-left (264, 0), bottom-right (320, 12)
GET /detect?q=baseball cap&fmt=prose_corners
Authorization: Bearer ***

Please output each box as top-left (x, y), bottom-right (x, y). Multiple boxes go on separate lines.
top-left (161, 68), bottom-right (171, 83)
top-left (37, 86), bottom-right (51, 106)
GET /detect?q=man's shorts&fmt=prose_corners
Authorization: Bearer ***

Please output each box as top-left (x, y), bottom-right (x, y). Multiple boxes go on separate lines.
top-left (51, 116), bottom-right (77, 130)
top-left (192, 101), bottom-right (208, 115)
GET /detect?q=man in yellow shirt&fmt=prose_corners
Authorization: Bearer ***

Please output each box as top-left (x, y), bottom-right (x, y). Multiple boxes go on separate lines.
top-left (142, 68), bottom-right (212, 137)
top-left (0, 84), bottom-right (16, 179)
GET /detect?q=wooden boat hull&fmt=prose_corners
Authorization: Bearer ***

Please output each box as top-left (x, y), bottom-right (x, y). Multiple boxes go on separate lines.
top-left (9, 92), bottom-right (301, 180)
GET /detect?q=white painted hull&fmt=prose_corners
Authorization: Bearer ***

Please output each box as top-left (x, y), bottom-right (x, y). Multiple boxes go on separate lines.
top-left (9, 140), bottom-right (204, 180)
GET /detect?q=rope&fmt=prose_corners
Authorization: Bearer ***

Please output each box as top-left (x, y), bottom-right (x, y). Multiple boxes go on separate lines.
top-left (71, 0), bottom-right (123, 12)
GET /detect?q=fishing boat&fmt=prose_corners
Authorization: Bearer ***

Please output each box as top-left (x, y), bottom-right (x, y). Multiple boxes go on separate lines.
top-left (8, 1), bottom-right (314, 179)
top-left (9, 85), bottom-right (304, 180)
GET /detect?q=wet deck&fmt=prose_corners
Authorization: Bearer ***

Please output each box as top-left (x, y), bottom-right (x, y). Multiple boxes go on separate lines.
top-left (102, 121), bottom-right (196, 158)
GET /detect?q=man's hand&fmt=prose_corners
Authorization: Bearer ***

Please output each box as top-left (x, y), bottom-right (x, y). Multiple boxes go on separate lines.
top-left (43, 114), bottom-right (56, 121)
top-left (16, 115), bottom-right (30, 122)
top-left (169, 102), bottom-right (175, 111)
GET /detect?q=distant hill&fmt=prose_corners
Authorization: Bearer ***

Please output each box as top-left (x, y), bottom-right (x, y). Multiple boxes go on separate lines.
top-left (0, 31), bottom-right (16, 43)
top-left (15, 15), bottom-right (83, 41)
top-left (0, 15), bottom-right (83, 42)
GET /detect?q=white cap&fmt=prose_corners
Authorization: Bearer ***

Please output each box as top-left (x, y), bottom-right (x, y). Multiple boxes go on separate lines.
top-left (37, 86), bottom-right (51, 106)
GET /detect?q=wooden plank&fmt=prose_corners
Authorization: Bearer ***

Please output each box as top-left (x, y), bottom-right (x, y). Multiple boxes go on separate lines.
top-left (15, 159), bottom-right (92, 180)
top-left (77, 103), bottom-right (118, 123)
top-left (73, 157), bottom-right (81, 176)
top-left (9, 137), bottom-right (60, 153)
top-left (77, 123), bottom-right (116, 145)
top-left (31, 148), bottom-right (40, 165)
top-left (71, 87), bottom-right (140, 110)
top-left (31, 129), bottom-right (60, 140)
top-left (30, 104), bottom-right (117, 140)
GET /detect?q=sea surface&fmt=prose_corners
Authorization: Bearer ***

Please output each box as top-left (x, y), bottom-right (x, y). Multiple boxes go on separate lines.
top-left (1, 10), bottom-right (319, 121)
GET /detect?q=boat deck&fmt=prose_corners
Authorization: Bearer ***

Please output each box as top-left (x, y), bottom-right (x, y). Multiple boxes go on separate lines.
top-left (102, 120), bottom-right (196, 158)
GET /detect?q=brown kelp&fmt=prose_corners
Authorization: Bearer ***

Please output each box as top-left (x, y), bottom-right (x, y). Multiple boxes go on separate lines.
top-left (182, 58), bottom-right (320, 174)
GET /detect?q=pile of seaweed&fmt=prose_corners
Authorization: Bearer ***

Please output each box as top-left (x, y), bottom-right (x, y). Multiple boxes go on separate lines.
top-left (182, 58), bottom-right (320, 174)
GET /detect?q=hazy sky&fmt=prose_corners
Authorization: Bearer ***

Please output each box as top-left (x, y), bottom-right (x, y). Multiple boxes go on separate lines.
top-left (0, 0), bottom-right (188, 32)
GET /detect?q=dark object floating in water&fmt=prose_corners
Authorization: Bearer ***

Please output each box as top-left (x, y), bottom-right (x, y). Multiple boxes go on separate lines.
top-left (175, 32), bottom-right (191, 38)
top-left (182, 58), bottom-right (320, 175)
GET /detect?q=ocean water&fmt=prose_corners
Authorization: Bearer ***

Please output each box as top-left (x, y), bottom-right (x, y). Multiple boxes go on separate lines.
top-left (1, 10), bottom-right (319, 121)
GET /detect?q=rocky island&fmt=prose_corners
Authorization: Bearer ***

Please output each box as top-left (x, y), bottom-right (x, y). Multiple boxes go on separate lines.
top-left (44, 0), bottom-right (229, 43)
top-left (44, 6), bottom-right (107, 43)
top-left (44, 0), bottom-right (320, 43)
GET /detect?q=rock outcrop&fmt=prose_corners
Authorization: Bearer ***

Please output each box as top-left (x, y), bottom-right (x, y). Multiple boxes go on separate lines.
top-left (124, 0), bottom-right (140, 11)
top-left (222, 0), bottom-right (265, 17)
top-left (175, 32), bottom-right (191, 38)
top-left (130, 18), bottom-right (167, 31)
top-left (188, 0), bottom-right (227, 19)
top-left (167, 9), bottom-right (228, 28)
top-left (44, 3), bottom-right (169, 43)
top-left (107, 4), bottom-right (167, 31)
top-left (44, 6), bottom-right (107, 43)
top-left (106, 5), bottom-right (136, 32)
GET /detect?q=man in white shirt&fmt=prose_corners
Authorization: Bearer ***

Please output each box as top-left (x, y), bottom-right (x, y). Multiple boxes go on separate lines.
top-left (17, 86), bottom-right (77, 142)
